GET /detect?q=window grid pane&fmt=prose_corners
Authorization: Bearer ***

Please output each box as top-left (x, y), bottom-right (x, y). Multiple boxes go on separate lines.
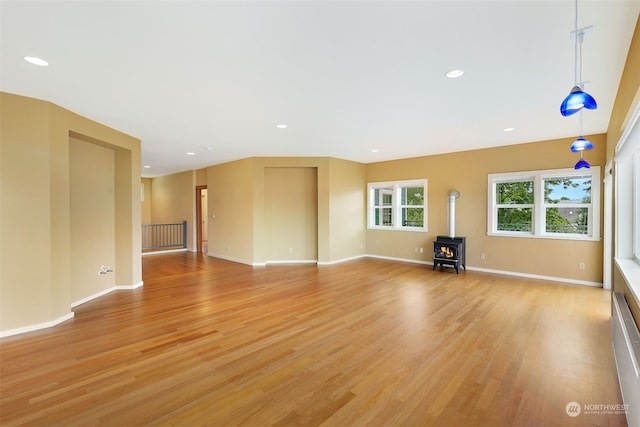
top-left (497, 207), bottom-right (532, 232)
top-left (496, 180), bottom-right (534, 204)
top-left (401, 186), bottom-right (424, 206)
top-left (545, 207), bottom-right (589, 234)
top-left (543, 175), bottom-right (591, 236)
top-left (544, 176), bottom-right (591, 204)
top-left (402, 207), bottom-right (424, 227)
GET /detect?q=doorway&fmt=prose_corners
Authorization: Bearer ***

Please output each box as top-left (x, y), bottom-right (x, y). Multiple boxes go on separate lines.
top-left (196, 186), bottom-right (208, 254)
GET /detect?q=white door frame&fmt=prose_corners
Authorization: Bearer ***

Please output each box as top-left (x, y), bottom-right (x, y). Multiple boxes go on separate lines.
top-left (603, 160), bottom-right (613, 290)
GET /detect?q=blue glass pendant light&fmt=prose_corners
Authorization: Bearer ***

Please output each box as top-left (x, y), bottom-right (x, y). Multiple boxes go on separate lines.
top-left (570, 136), bottom-right (594, 152)
top-left (560, 86), bottom-right (597, 117)
top-left (574, 156), bottom-right (590, 169)
top-left (560, 0), bottom-right (597, 116)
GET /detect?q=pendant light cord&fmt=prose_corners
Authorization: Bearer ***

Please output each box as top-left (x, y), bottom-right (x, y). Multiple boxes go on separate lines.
top-left (573, 0), bottom-right (578, 86)
top-left (579, 32), bottom-right (585, 87)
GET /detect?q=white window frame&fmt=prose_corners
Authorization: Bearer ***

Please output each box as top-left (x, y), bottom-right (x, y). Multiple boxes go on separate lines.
top-left (614, 100), bottom-right (640, 306)
top-left (487, 167), bottom-right (601, 241)
top-left (367, 179), bottom-right (428, 232)
top-left (492, 176), bottom-right (535, 235)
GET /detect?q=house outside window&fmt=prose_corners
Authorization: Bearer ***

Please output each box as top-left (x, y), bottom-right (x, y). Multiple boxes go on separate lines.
top-left (488, 168), bottom-right (600, 240)
top-left (368, 179), bottom-right (427, 231)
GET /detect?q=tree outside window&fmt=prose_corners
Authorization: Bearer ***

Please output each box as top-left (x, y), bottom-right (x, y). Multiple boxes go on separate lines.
top-left (543, 176), bottom-right (591, 235)
top-left (401, 186), bottom-right (424, 227)
top-left (488, 168), bottom-right (600, 240)
top-left (496, 180), bottom-right (534, 232)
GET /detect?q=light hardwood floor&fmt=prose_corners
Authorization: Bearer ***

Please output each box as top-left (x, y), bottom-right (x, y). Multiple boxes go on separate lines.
top-left (0, 254), bottom-right (626, 426)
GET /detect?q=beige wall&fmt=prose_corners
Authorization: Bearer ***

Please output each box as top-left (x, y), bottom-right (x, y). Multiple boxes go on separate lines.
top-left (195, 168), bottom-right (207, 187)
top-left (207, 158), bottom-right (254, 263)
top-left (206, 157), bottom-right (366, 265)
top-left (607, 16), bottom-right (640, 160)
top-left (265, 167), bottom-right (318, 262)
top-left (141, 178), bottom-right (152, 225)
top-left (327, 158), bottom-right (367, 262)
top-left (150, 170), bottom-right (196, 251)
top-left (1, 93), bottom-right (55, 330)
top-left (69, 137), bottom-right (116, 301)
top-left (0, 92), bottom-right (141, 334)
top-left (367, 134), bottom-right (607, 283)
top-left (607, 16), bottom-right (640, 321)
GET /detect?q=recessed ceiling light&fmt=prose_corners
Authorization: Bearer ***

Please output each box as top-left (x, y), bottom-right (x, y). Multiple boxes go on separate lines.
top-left (205, 145), bottom-right (214, 151)
top-left (24, 56), bottom-right (49, 66)
top-left (445, 69), bottom-right (464, 79)
top-left (143, 165), bottom-right (151, 169)
top-left (371, 149), bottom-right (379, 153)
top-left (276, 124), bottom-right (288, 129)
top-left (503, 127), bottom-right (515, 132)
top-left (186, 152), bottom-right (195, 156)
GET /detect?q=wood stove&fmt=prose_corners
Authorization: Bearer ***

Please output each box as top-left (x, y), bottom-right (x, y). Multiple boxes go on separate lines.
top-left (433, 190), bottom-right (466, 274)
top-left (433, 236), bottom-right (466, 274)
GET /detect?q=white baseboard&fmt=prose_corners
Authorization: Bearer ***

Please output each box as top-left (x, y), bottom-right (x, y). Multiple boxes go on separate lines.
top-left (142, 248), bottom-right (187, 256)
top-left (116, 281), bottom-right (144, 290)
top-left (206, 252), bottom-right (599, 286)
top-left (209, 253), bottom-right (366, 267)
top-left (366, 254), bottom-right (432, 266)
top-left (0, 282), bottom-right (145, 338)
top-left (366, 254), bottom-right (602, 287)
top-left (0, 312), bottom-right (74, 339)
top-left (265, 259), bottom-right (317, 265)
top-left (71, 287), bottom-right (115, 308)
top-left (71, 281), bottom-right (144, 309)
top-left (465, 265), bottom-right (602, 287)
top-left (1, 254), bottom-right (602, 339)
top-left (317, 254), bottom-right (367, 266)
top-left (207, 252), bottom-right (255, 266)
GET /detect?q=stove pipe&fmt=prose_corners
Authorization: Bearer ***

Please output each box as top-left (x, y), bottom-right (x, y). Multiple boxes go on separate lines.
top-left (447, 190), bottom-right (460, 238)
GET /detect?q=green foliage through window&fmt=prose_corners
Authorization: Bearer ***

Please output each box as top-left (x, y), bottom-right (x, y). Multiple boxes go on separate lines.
top-left (488, 168), bottom-right (599, 239)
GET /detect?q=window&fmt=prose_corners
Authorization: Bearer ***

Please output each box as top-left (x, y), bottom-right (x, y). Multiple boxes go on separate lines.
top-left (488, 168), bottom-right (600, 240)
top-left (495, 179), bottom-right (534, 232)
top-left (543, 175), bottom-right (592, 235)
top-left (368, 179), bottom-right (427, 231)
top-left (372, 186), bottom-right (394, 226)
top-left (614, 101), bottom-right (640, 303)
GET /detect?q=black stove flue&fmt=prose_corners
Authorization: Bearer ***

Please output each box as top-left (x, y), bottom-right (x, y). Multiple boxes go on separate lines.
top-left (433, 236), bottom-right (466, 274)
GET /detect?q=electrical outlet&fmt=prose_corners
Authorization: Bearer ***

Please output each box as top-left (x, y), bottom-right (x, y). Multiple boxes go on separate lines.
top-left (579, 262), bottom-right (585, 270)
top-left (481, 252), bottom-right (486, 260)
top-left (419, 247), bottom-right (424, 253)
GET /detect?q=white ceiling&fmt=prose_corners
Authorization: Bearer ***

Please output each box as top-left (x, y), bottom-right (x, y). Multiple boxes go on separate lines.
top-left (2, 1), bottom-right (639, 178)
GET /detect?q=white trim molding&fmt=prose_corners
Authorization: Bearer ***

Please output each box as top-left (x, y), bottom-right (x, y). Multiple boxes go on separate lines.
top-left (71, 281), bottom-right (144, 309)
top-left (1, 281), bottom-right (145, 338)
top-left (142, 248), bottom-right (188, 256)
top-left (317, 254), bottom-right (367, 266)
top-left (0, 312), bottom-right (74, 339)
top-left (367, 255), bottom-right (601, 287)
